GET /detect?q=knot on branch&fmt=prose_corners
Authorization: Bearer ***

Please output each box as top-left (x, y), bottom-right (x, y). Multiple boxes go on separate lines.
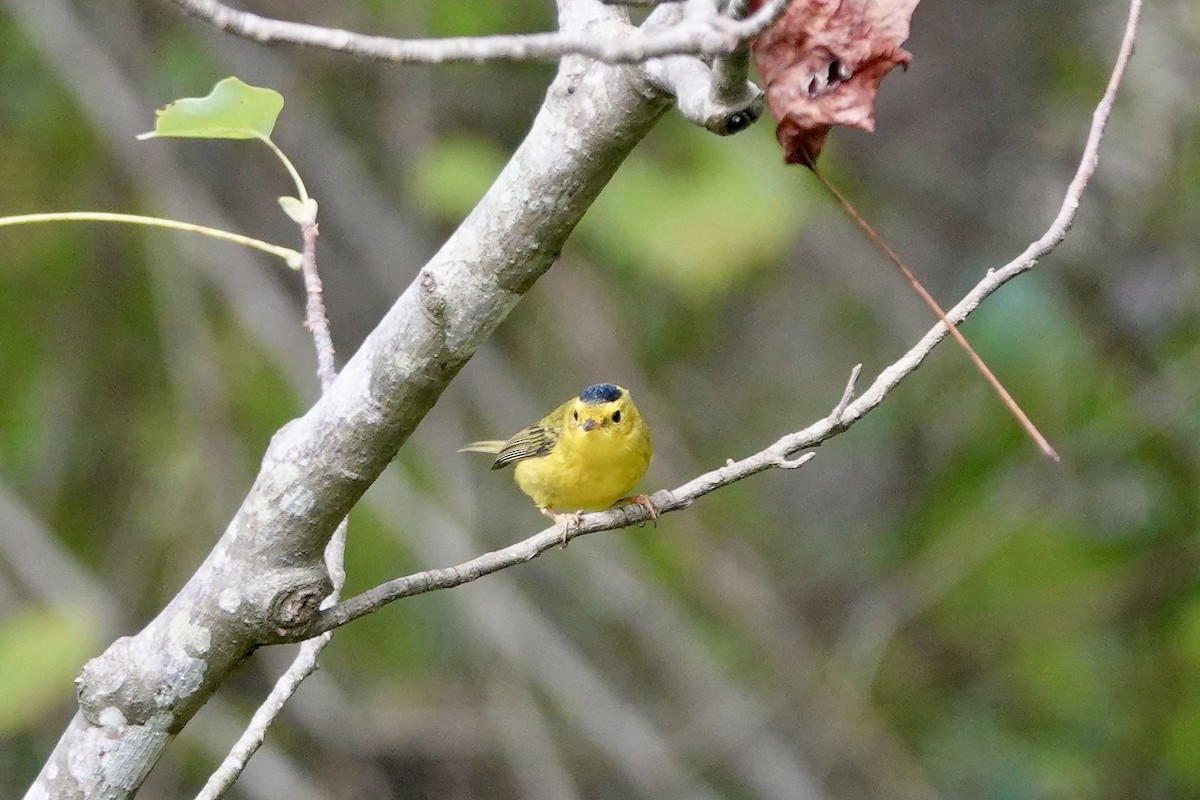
top-left (271, 579), bottom-right (332, 634)
top-left (714, 104), bottom-right (761, 135)
top-left (703, 86), bottom-right (764, 135)
top-left (76, 638), bottom-right (156, 727)
top-left (419, 268), bottom-right (446, 324)
top-left (76, 630), bottom-right (205, 731)
top-left (642, 52), bottom-right (764, 136)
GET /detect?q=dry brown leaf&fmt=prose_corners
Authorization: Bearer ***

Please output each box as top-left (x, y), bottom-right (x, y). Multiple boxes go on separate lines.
top-left (750, 0), bottom-right (920, 165)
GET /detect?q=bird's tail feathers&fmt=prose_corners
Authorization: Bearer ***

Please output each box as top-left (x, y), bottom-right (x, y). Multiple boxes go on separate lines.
top-left (459, 440), bottom-right (506, 454)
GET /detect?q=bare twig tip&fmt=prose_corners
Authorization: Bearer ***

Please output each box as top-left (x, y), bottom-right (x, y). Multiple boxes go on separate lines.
top-left (829, 363), bottom-right (863, 424)
top-left (775, 452), bottom-right (816, 470)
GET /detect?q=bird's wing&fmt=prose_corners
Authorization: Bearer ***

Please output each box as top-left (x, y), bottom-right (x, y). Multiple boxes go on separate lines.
top-left (490, 424), bottom-right (558, 469)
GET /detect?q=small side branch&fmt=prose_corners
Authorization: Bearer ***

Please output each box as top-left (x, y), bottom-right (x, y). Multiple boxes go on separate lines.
top-left (166, 0), bottom-right (794, 65)
top-left (829, 363), bottom-right (863, 426)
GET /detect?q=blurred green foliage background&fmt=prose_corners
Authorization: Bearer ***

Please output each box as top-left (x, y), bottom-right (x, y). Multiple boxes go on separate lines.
top-left (1, 1), bottom-right (1197, 798)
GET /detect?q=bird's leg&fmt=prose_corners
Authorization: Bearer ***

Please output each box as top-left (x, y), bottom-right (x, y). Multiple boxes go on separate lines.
top-left (541, 507), bottom-right (583, 548)
top-left (615, 494), bottom-right (657, 527)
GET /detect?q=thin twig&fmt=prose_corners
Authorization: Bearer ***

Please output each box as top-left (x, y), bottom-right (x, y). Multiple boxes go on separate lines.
top-left (298, 221), bottom-right (336, 390)
top-left (196, 217), bottom-right (345, 800)
top-left (1020, 0), bottom-right (1140, 264)
top-left (279, 0), bottom-right (1141, 641)
top-left (829, 363), bottom-right (862, 425)
top-left (197, 532), bottom-right (348, 797)
top-left (166, 0), bottom-right (793, 65)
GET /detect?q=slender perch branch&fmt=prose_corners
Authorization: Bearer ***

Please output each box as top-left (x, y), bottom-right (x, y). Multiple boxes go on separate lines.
top-left (279, 0), bottom-right (1143, 640)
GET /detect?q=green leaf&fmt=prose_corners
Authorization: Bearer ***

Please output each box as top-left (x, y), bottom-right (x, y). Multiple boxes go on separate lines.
top-left (0, 607), bottom-right (101, 734)
top-left (278, 196), bottom-right (318, 224)
top-left (137, 77), bottom-right (284, 141)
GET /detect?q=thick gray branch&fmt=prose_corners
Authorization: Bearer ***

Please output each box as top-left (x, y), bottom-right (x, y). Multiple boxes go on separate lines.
top-left (26, 39), bottom-right (673, 800)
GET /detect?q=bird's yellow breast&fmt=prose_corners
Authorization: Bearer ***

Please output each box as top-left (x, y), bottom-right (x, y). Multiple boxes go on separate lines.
top-left (513, 413), bottom-right (651, 512)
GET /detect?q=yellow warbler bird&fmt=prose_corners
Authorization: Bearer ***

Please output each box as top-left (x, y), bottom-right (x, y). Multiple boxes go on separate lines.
top-left (461, 383), bottom-right (655, 544)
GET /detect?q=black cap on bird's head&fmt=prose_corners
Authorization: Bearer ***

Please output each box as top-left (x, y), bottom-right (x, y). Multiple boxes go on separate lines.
top-left (579, 383), bottom-right (623, 404)
top-left (572, 383), bottom-right (630, 433)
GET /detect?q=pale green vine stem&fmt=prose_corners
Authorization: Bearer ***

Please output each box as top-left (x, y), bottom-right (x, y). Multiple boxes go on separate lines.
top-left (0, 211), bottom-right (302, 268)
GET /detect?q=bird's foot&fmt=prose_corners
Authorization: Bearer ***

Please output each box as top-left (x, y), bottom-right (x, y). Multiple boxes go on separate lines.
top-left (617, 494), bottom-right (658, 527)
top-left (541, 508), bottom-right (583, 548)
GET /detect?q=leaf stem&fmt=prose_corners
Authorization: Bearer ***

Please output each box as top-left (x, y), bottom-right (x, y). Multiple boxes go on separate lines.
top-left (254, 133), bottom-right (310, 206)
top-left (807, 165), bottom-right (1060, 462)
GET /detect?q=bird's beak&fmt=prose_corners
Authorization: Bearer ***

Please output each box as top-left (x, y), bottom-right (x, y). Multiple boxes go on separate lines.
top-left (581, 418), bottom-right (596, 432)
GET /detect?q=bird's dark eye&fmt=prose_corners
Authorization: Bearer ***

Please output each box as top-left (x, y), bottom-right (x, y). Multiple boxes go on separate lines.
top-left (612, 410), bottom-right (621, 423)
top-left (573, 410), bottom-right (579, 421)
